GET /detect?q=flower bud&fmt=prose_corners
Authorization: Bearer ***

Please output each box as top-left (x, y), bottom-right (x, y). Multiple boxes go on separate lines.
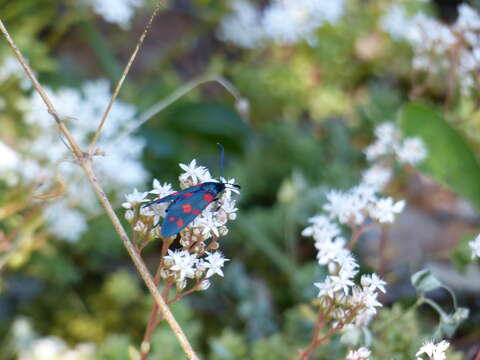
top-left (199, 280), bottom-right (211, 291)
top-left (219, 226), bottom-right (228, 236)
top-left (176, 279), bottom-right (187, 291)
top-left (125, 210), bottom-right (135, 222)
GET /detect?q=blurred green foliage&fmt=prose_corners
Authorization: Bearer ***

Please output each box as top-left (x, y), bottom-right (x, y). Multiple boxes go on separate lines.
top-left (1, 0), bottom-right (480, 358)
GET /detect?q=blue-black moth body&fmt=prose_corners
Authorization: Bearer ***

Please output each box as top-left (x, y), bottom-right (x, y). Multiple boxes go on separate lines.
top-left (143, 181), bottom-right (238, 237)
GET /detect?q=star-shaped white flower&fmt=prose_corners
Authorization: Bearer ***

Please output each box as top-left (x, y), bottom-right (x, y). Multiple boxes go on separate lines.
top-left (468, 234), bottom-right (480, 259)
top-left (368, 197), bottom-right (405, 223)
top-left (416, 340), bottom-right (449, 360)
top-left (361, 273), bottom-right (387, 293)
top-left (179, 159), bottom-right (208, 185)
top-left (314, 276), bottom-right (336, 298)
top-left (204, 251), bottom-right (229, 277)
top-left (122, 188), bottom-right (149, 209)
top-left (164, 249), bottom-right (198, 280)
top-left (220, 177), bottom-right (241, 195)
top-left (149, 179), bottom-right (175, 197)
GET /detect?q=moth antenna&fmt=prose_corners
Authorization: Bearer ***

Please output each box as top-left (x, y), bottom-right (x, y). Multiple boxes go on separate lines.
top-left (217, 143), bottom-right (225, 179)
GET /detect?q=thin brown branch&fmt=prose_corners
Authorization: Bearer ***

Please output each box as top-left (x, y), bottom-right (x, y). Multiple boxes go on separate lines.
top-left (299, 305), bottom-right (361, 360)
top-left (89, 1), bottom-right (164, 151)
top-left (377, 225), bottom-right (389, 277)
top-left (0, 21), bottom-right (83, 159)
top-left (112, 75), bottom-right (244, 146)
top-left (0, 17), bottom-right (199, 360)
top-left (299, 299), bottom-right (335, 360)
top-left (347, 223), bottom-right (378, 250)
top-left (140, 241), bottom-right (171, 360)
top-left (167, 277), bottom-right (205, 305)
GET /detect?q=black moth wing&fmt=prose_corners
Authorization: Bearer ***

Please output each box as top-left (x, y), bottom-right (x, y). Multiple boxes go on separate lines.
top-left (161, 189), bottom-right (218, 237)
top-left (143, 184), bottom-right (204, 207)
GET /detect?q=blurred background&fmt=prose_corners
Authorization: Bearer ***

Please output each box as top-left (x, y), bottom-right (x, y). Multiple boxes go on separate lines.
top-left (1, 0), bottom-right (480, 358)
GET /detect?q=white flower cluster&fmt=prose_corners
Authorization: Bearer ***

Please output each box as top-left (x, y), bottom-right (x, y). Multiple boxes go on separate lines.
top-left (0, 79), bottom-right (148, 241)
top-left (162, 249), bottom-right (229, 290)
top-left (0, 56), bottom-right (31, 90)
top-left (11, 317), bottom-right (95, 359)
top-left (319, 185), bottom-right (405, 226)
top-left (469, 233), bottom-right (480, 259)
top-left (122, 159), bottom-right (239, 290)
top-left (381, 3), bottom-right (480, 94)
top-left (218, 0), bottom-right (345, 47)
top-left (313, 249), bottom-right (386, 329)
top-left (416, 340), bottom-right (450, 360)
top-left (346, 347), bottom-right (371, 360)
top-left (18, 337), bottom-right (95, 360)
top-left (304, 196), bottom-right (389, 330)
top-left (82, 0), bottom-right (144, 29)
top-left (362, 122), bottom-right (427, 190)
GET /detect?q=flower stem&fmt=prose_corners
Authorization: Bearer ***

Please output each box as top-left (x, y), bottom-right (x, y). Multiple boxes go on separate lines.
top-left (0, 16), bottom-right (199, 360)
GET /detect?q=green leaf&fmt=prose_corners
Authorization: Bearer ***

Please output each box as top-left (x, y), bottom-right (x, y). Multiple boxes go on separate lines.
top-left (164, 102), bottom-right (250, 147)
top-left (400, 103), bottom-right (480, 209)
top-left (411, 269), bottom-right (442, 293)
top-left (434, 307), bottom-right (469, 339)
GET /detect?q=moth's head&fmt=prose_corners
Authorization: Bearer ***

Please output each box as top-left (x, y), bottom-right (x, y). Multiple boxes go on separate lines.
top-left (202, 181), bottom-right (226, 193)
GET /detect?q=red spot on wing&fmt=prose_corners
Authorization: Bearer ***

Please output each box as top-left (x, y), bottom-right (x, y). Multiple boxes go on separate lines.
top-left (183, 192), bottom-right (193, 198)
top-left (177, 219), bottom-right (184, 227)
top-left (169, 216), bottom-right (176, 222)
top-left (182, 204), bottom-right (192, 213)
top-left (193, 209), bottom-right (200, 215)
top-left (204, 193), bottom-right (214, 202)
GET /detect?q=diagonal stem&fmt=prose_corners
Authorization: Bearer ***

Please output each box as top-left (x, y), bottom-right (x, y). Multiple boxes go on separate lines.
top-left (89, 0), bottom-right (164, 151)
top-left (0, 16), bottom-right (199, 360)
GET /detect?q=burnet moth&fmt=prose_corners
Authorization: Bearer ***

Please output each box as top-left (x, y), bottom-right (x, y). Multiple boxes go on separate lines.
top-left (143, 144), bottom-right (240, 237)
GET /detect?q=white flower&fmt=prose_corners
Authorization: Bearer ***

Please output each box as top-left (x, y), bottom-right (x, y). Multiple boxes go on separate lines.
top-left (220, 177), bottom-right (241, 195)
top-left (44, 202), bottom-right (88, 242)
top-left (361, 273), bottom-right (387, 293)
top-left (218, 0), bottom-right (345, 48)
top-left (221, 199), bottom-right (239, 219)
top-left (395, 137), bottom-right (428, 165)
top-left (149, 180), bottom-right (174, 197)
top-left (368, 197), bottom-right (405, 223)
top-left (164, 249), bottom-right (198, 280)
top-left (314, 276), bottom-right (337, 298)
top-left (346, 347), bottom-right (371, 360)
top-left (455, 4), bottom-right (480, 32)
top-left (199, 279), bottom-right (211, 291)
top-left (416, 340), bottom-right (449, 360)
top-left (179, 159), bottom-right (209, 185)
top-left (375, 122), bottom-right (401, 145)
top-left (316, 237), bottom-right (346, 265)
top-left (195, 211), bottom-right (221, 239)
top-left (469, 234), bottom-right (480, 259)
top-left (204, 251), bottom-right (230, 278)
top-left (217, 0), bottom-right (264, 48)
top-left (85, 0), bottom-right (143, 29)
top-left (133, 221), bottom-right (147, 234)
top-left (361, 165), bottom-right (392, 190)
top-left (364, 140), bottom-right (390, 161)
top-left (302, 215), bottom-right (340, 242)
top-left (323, 186), bottom-right (376, 224)
top-left (122, 188), bottom-right (149, 209)
top-left (17, 79), bottom-right (147, 241)
top-left (0, 56), bottom-right (29, 84)
top-left (380, 4), bottom-right (410, 40)
top-left (18, 336), bottom-right (95, 360)
top-left (330, 273), bottom-right (354, 295)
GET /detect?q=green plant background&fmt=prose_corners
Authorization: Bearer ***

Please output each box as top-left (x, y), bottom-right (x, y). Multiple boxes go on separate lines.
top-left (0, 0), bottom-right (479, 358)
